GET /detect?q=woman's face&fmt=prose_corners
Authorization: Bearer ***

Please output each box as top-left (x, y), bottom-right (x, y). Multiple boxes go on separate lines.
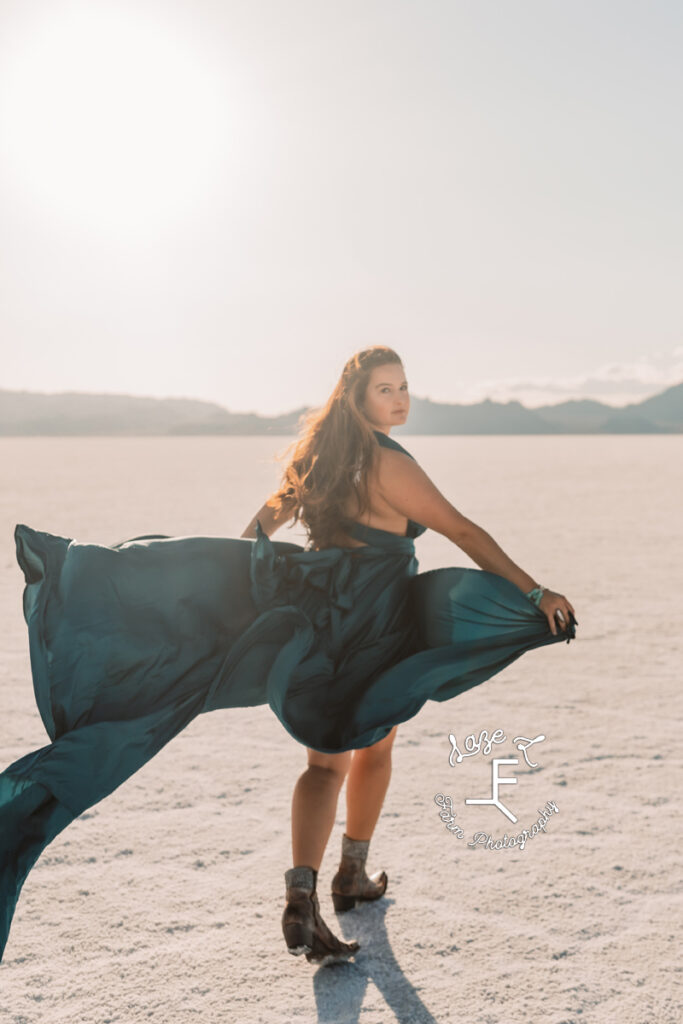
top-left (360, 363), bottom-right (410, 433)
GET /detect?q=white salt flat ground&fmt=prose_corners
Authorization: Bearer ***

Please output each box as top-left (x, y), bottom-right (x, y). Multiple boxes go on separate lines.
top-left (0, 435), bottom-right (681, 1023)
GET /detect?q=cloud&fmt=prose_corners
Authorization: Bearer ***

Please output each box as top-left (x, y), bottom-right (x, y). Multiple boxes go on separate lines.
top-left (441, 347), bottom-right (683, 409)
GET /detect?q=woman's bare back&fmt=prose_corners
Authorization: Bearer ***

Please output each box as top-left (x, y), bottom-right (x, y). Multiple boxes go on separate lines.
top-left (325, 448), bottom-right (410, 549)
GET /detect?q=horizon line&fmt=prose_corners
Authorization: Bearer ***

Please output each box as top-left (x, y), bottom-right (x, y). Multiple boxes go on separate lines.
top-left (1, 379), bottom-right (680, 416)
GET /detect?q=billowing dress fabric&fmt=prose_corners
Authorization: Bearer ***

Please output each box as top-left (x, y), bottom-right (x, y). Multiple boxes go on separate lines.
top-left (0, 430), bottom-right (576, 959)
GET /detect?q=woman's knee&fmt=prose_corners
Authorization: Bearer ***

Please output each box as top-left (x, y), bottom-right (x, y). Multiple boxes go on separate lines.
top-left (306, 748), bottom-right (351, 784)
top-left (353, 724), bottom-right (398, 765)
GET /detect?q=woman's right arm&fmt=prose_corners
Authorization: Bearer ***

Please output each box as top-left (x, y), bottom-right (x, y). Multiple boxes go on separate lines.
top-left (240, 495), bottom-right (296, 539)
top-left (374, 448), bottom-right (576, 635)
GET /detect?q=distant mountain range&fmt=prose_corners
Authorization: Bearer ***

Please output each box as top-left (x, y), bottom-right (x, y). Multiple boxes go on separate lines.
top-left (1, 381), bottom-right (681, 435)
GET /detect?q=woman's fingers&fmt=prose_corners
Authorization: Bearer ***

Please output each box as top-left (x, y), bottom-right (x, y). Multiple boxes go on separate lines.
top-left (538, 591), bottom-right (579, 635)
top-left (540, 591), bottom-right (575, 634)
top-left (556, 602), bottom-right (575, 632)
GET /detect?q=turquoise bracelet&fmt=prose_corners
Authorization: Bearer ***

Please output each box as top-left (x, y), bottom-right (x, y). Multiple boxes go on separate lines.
top-left (525, 585), bottom-right (546, 608)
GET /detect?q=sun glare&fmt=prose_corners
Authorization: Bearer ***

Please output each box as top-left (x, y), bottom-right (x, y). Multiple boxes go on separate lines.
top-left (0, 5), bottom-right (238, 234)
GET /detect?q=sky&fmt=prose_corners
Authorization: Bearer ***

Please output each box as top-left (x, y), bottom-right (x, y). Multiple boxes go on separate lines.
top-left (0, 0), bottom-right (681, 416)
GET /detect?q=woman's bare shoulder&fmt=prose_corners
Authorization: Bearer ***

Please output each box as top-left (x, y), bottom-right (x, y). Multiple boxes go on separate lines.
top-left (372, 446), bottom-right (472, 544)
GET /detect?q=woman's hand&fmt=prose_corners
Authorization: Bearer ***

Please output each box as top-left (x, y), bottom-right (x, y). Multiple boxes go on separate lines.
top-left (539, 590), bottom-right (577, 635)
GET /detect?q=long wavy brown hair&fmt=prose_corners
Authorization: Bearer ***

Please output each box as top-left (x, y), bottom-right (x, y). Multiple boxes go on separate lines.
top-left (265, 346), bottom-right (404, 550)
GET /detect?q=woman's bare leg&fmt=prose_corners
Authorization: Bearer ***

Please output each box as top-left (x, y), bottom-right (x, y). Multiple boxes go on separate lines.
top-left (345, 725), bottom-right (398, 840)
top-left (285, 747), bottom-right (360, 963)
top-left (291, 748), bottom-right (352, 869)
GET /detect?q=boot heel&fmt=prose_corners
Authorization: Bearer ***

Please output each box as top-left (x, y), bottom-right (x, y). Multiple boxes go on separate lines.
top-left (331, 891), bottom-right (357, 913)
top-left (283, 920), bottom-right (313, 955)
top-left (331, 834), bottom-right (388, 913)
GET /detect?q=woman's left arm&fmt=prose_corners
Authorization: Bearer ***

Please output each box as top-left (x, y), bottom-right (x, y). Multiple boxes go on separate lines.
top-left (372, 449), bottom-right (576, 636)
top-left (456, 523), bottom-right (576, 635)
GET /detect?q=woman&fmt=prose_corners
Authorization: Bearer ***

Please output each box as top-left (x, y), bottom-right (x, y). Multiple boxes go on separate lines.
top-left (0, 346), bottom-right (576, 966)
top-left (237, 346), bottom-right (576, 965)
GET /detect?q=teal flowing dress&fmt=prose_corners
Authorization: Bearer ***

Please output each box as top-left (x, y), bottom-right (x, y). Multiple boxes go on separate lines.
top-left (0, 430), bottom-right (576, 960)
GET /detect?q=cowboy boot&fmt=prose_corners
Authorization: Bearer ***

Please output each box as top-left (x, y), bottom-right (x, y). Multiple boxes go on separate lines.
top-left (282, 865), bottom-right (361, 965)
top-left (331, 834), bottom-right (388, 912)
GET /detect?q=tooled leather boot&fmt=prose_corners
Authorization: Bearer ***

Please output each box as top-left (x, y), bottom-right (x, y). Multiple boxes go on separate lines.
top-left (282, 865), bottom-right (361, 965)
top-left (331, 834), bottom-right (388, 912)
